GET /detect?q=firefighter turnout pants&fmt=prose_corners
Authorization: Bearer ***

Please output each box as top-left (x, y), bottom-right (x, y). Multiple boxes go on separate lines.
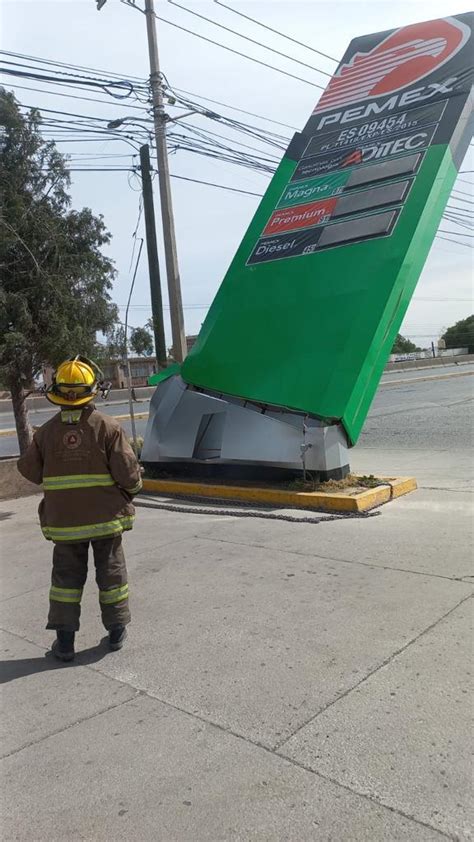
top-left (46, 536), bottom-right (131, 631)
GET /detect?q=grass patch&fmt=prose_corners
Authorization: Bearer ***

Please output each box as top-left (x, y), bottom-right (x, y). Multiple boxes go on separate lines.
top-left (289, 473), bottom-right (386, 493)
top-left (130, 436), bottom-right (144, 458)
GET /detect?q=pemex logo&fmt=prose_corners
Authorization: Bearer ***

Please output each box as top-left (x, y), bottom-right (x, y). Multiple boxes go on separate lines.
top-left (314, 17), bottom-right (471, 114)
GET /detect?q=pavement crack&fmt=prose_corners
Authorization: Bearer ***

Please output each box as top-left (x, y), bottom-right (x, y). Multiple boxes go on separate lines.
top-left (80, 666), bottom-right (451, 840)
top-left (0, 617), bottom-right (464, 839)
top-left (198, 535), bottom-right (471, 583)
top-left (1, 694), bottom-right (138, 760)
top-left (271, 753), bottom-right (453, 840)
top-left (0, 585), bottom-right (48, 605)
top-left (274, 592), bottom-right (472, 754)
top-left (0, 625), bottom-right (50, 650)
top-left (418, 486), bottom-right (473, 494)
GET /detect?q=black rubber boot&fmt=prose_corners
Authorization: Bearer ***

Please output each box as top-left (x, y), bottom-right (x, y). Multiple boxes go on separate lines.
top-left (51, 630), bottom-right (75, 662)
top-left (109, 625), bottom-right (127, 651)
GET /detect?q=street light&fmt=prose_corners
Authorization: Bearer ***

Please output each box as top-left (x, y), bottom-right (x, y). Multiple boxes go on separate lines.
top-left (106, 108), bottom-right (212, 131)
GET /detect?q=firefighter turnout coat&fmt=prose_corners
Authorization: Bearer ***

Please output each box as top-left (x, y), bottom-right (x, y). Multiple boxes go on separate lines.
top-left (18, 406), bottom-right (143, 543)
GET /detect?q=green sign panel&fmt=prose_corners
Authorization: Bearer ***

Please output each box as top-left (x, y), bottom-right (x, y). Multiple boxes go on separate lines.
top-left (181, 13), bottom-right (474, 445)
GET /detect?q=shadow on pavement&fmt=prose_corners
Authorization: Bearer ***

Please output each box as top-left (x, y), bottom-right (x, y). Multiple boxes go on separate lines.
top-left (0, 639), bottom-right (111, 684)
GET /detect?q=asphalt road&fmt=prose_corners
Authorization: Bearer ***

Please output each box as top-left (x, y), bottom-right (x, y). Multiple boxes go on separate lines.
top-left (360, 366), bottom-right (474, 453)
top-left (1, 365), bottom-right (473, 460)
top-left (0, 400), bottom-right (150, 457)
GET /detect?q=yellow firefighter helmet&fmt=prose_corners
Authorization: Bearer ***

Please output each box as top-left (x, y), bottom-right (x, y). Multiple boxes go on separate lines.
top-left (46, 356), bottom-right (103, 407)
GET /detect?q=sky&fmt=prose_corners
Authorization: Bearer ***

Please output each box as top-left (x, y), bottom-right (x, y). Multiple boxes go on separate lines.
top-left (2, 0), bottom-right (473, 350)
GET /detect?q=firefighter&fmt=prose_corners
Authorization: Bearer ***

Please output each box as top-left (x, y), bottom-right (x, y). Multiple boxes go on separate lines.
top-left (17, 356), bottom-right (142, 662)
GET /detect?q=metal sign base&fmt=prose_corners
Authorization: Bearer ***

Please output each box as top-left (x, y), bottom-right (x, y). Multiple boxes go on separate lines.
top-left (141, 375), bottom-right (350, 481)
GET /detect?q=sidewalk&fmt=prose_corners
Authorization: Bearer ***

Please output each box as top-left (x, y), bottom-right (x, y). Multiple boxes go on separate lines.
top-left (1, 435), bottom-right (472, 841)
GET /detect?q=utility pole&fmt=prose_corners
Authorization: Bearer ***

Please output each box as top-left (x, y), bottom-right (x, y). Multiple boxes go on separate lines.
top-left (96, 0), bottom-right (187, 363)
top-left (144, 0), bottom-right (187, 363)
top-left (139, 144), bottom-right (167, 368)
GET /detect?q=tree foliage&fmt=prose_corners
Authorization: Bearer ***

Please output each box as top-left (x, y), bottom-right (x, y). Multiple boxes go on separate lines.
top-left (391, 334), bottom-right (420, 354)
top-left (0, 90), bottom-right (118, 450)
top-left (441, 315), bottom-right (474, 353)
top-left (130, 326), bottom-right (154, 357)
top-left (102, 326), bottom-right (126, 361)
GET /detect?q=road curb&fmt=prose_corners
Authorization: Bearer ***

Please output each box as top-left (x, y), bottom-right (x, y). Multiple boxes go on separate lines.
top-left (141, 476), bottom-right (417, 513)
top-left (380, 370), bottom-right (474, 387)
top-left (113, 413), bottom-right (149, 422)
top-left (0, 411), bottom-right (150, 438)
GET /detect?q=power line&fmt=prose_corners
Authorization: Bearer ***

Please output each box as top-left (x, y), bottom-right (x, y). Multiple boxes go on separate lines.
top-left (170, 121), bottom-right (281, 159)
top-left (164, 83), bottom-right (290, 147)
top-left (62, 165), bottom-right (265, 196)
top-left (445, 203), bottom-right (474, 214)
top-left (413, 297), bottom-right (473, 301)
top-left (451, 191), bottom-right (474, 204)
top-left (13, 73), bottom-right (293, 162)
top-left (167, 0), bottom-right (332, 78)
top-left (213, 0), bottom-right (338, 63)
top-left (438, 230), bottom-right (474, 238)
top-left (66, 167), bottom-right (136, 172)
top-left (171, 85), bottom-right (298, 132)
top-left (6, 81), bottom-right (150, 112)
top-left (118, 303), bottom-right (209, 310)
top-left (442, 216), bottom-right (474, 231)
top-left (3, 47), bottom-right (300, 133)
top-left (18, 129), bottom-right (474, 216)
top-left (0, 61), bottom-right (139, 98)
top-left (0, 49), bottom-right (148, 85)
top-left (160, 169), bottom-right (265, 196)
top-left (145, 9), bottom-right (326, 89)
top-left (15, 101), bottom-right (131, 124)
top-left (15, 96), bottom-right (282, 174)
top-left (168, 123), bottom-right (280, 170)
top-left (435, 235), bottom-right (473, 248)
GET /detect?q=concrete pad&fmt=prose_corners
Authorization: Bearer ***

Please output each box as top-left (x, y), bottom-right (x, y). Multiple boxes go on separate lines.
top-left (0, 498), bottom-right (220, 603)
top-left (1, 693), bottom-right (444, 841)
top-left (353, 448), bottom-right (474, 493)
top-left (195, 488), bottom-right (474, 579)
top-left (3, 534), bottom-right (470, 749)
top-left (126, 504), bottom-right (235, 561)
top-left (0, 630), bottom-right (136, 757)
top-left (0, 496), bottom-right (53, 601)
top-left (280, 601), bottom-right (473, 840)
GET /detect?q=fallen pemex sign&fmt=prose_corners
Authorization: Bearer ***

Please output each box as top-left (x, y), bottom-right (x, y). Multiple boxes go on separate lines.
top-left (142, 13), bottom-right (473, 481)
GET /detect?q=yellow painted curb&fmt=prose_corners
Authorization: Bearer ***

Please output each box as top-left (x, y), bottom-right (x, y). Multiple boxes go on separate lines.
top-left (142, 475), bottom-right (417, 513)
top-left (114, 413), bottom-right (149, 422)
top-left (0, 429), bottom-right (16, 437)
top-left (381, 370), bottom-right (474, 387)
top-left (387, 476), bottom-right (418, 499)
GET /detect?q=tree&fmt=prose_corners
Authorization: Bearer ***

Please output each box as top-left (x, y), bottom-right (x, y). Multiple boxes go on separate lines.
top-left (391, 334), bottom-right (420, 354)
top-left (102, 326), bottom-right (126, 361)
top-left (0, 91), bottom-right (118, 453)
top-left (441, 315), bottom-right (474, 353)
top-left (130, 325), bottom-right (154, 357)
